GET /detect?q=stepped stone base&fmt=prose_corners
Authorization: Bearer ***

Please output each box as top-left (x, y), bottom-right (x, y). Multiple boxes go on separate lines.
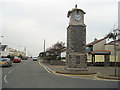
top-left (55, 69), bottom-right (97, 75)
top-left (65, 67), bottom-right (87, 71)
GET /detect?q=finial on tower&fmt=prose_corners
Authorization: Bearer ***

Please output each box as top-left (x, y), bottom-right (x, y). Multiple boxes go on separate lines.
top-left (75, 4), bottom-right (77, 8)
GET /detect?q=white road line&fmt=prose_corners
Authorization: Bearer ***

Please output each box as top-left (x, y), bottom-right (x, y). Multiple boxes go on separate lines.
top-left (8, 69), bottom-right (13, 74)
top-left (4, 75), bottom-right (8, 84)
top-left (43, 65), bottom-right (51, 73)
top-left (39, 60), bottom-right (118, 81)
top-left (45, 66), bottom-right (52, 72)
top-left (39, 60), bottom-right (52, 73)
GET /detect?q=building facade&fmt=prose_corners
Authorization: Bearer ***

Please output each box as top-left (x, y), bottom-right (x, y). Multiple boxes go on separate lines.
top-left (1, 45), bottom-right (9, 57)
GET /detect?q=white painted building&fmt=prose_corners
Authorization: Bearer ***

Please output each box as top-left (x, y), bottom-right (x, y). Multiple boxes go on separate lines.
top-left (61, 51), bottom-right (66, 58)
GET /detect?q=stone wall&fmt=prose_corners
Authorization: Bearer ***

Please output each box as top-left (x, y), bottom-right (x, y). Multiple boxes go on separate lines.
top-left (66, 25), bottom-right (87, 70)
top-left (67, 25), bottom-right (86, 53)
top-left (50, 60), bottom-right (65, 65)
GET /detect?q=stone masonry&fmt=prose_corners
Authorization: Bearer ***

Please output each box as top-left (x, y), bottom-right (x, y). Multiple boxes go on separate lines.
top-left (65, 6), bottom-right (87, 71)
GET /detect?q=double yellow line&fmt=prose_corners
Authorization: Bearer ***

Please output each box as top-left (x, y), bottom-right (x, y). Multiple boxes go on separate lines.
top-left (38, 60), bottom-right (43, 66)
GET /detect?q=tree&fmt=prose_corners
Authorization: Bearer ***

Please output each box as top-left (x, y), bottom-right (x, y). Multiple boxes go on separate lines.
top-left (39, 52), bottom-right (46, 57)
top-left (46, 41), bottom-right (65, 60)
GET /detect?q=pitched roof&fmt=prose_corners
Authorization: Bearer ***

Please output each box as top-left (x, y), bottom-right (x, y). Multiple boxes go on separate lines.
top-left (1, 45), bottom-right (7, 51)
top-left (86, 37), bottom-right (107, 47)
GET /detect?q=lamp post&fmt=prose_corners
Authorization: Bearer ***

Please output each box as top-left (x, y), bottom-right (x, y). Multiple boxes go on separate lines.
top-left (1, 36), bottom-right (4, 57)
top-left (1, 36), bottom-right (4, 44)
top-left (43, 39), bottom-right (46, 61)
top-left (113, 29), bottom-right (119, 76)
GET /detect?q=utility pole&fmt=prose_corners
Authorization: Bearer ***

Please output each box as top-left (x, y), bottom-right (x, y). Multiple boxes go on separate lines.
top-left (23, 46), bottom-right (26, 56)
top-left (113, 29), bottom-right (119, 77)
top-left (118, 1), bottom-right (120, 64)
top-left (1, 36), bottom-right (4, 44)
top-left (114, 35), bottom-right (117, 77)
top-left (43, 39), bottom-right (46, 61)
top-left (1, 36), bottom-right (4, 57)
top-left (44, 39), bottom-right (45, 54)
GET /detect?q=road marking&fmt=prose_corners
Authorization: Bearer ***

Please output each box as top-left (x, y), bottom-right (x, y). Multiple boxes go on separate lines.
top-left (38, 60), bottom-right (51, 73)
top-left (4, 69), bottom-right (14, 84)
top-left (8, 69), bottom-right (13, 74)
top-left (38, 60), bottom-right (43, 66)
top-left (38, 60), bottom-right (119, 81)
top-left (4, 75), bottom-right (8, 84)
top-left (43, 65), bottom-right (51, 73)
top-left (45, 66), bottom-right (53, 73)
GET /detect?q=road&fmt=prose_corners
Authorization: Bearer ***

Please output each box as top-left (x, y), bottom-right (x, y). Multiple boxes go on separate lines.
top-left (2, 58), bottom-right (119, 88)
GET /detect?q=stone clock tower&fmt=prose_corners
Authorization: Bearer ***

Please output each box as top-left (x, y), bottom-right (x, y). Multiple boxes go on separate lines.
top-left (65, 5), bottom-right (87, 71)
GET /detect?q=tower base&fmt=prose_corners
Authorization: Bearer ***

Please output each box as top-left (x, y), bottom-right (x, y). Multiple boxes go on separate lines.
top-left (65, 67), bottom-right (88, 71)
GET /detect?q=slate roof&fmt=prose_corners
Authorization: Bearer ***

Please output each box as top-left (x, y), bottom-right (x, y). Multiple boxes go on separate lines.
top-left (86, 37), bottom-right (107, 47)
top-left (104, 39), bottom-right (120, 45)
top-left (1, 45), bottom-right (7, 51)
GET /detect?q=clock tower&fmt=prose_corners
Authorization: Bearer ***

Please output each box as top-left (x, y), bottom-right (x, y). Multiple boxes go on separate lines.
top-left (65, 5), bottom-right (87, 71)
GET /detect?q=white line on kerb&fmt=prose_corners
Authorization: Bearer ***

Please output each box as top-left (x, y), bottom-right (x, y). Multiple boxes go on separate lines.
top-left (4, 75), bottom-right (8, 84)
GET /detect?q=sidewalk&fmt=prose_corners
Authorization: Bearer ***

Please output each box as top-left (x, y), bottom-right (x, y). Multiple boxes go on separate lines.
top-left (41, 61), bottom-right (120, 81)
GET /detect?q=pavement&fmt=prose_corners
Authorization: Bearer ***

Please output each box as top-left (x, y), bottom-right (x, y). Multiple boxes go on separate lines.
top-left (40, 60), bottom-right (120, 81)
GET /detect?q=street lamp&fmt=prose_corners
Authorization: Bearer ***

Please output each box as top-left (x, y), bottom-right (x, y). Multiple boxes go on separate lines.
top-left (1, 36), bottom-right (4, 44)
top-left (0, 36), bottom-right (4, 57)
top-left (113, 29), bottom-right (119, 77)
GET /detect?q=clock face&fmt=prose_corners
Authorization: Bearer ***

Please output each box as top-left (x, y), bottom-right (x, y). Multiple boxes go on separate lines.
top-left (74, 14), bottom-right (82, 22)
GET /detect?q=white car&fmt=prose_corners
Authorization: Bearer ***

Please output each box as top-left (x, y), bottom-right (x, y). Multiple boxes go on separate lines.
top-left (32, 57), bottom-right (38, 61)
top-left (0, 58), bottom-right (12, 67)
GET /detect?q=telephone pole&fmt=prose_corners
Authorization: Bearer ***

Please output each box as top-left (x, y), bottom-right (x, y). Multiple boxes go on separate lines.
top-left (23, 46), bottom-right (26, 56)
top-left (44, 39), bottom-right (45, 54)
top-left (43, 39), bottom-right (46, 61)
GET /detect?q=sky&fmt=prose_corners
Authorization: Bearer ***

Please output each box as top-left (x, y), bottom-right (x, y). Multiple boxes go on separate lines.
top-left (0, 0), bottom-right (119, 56)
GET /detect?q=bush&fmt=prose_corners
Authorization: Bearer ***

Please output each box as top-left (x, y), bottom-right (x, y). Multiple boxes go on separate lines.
top-left (56, 56), bottom-right (61, 60)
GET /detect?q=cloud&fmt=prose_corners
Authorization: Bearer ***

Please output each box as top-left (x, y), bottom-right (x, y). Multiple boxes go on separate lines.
top-left (1, 0), bottom-right (119, 56)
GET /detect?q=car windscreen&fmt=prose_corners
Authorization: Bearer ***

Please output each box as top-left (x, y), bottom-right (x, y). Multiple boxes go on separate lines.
top-left (33, 57), bottom-right (37, 59)
top-left (0, 59), bottom-right (8, 61)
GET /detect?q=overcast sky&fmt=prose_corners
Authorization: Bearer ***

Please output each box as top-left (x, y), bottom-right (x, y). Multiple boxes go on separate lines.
top-left (0, 0), bottom-right (119, 56)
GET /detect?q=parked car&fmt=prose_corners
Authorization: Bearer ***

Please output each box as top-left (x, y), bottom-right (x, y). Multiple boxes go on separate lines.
top-left (22, 56), bottom-right (28, 60)
top-left (0, 58), bottom-right (12, 67)
top-left (13, 57), bottom-right (21, 63)
top-left (32, 57), bottom-right (38, 61)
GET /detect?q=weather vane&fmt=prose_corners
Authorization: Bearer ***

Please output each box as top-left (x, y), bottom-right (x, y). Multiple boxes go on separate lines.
top-left (75, 4), bottom-right (77, 8)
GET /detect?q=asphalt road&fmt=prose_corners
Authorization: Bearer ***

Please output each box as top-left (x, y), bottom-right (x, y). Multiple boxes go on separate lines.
top-left (1, 58), bottom-right (119, 88)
